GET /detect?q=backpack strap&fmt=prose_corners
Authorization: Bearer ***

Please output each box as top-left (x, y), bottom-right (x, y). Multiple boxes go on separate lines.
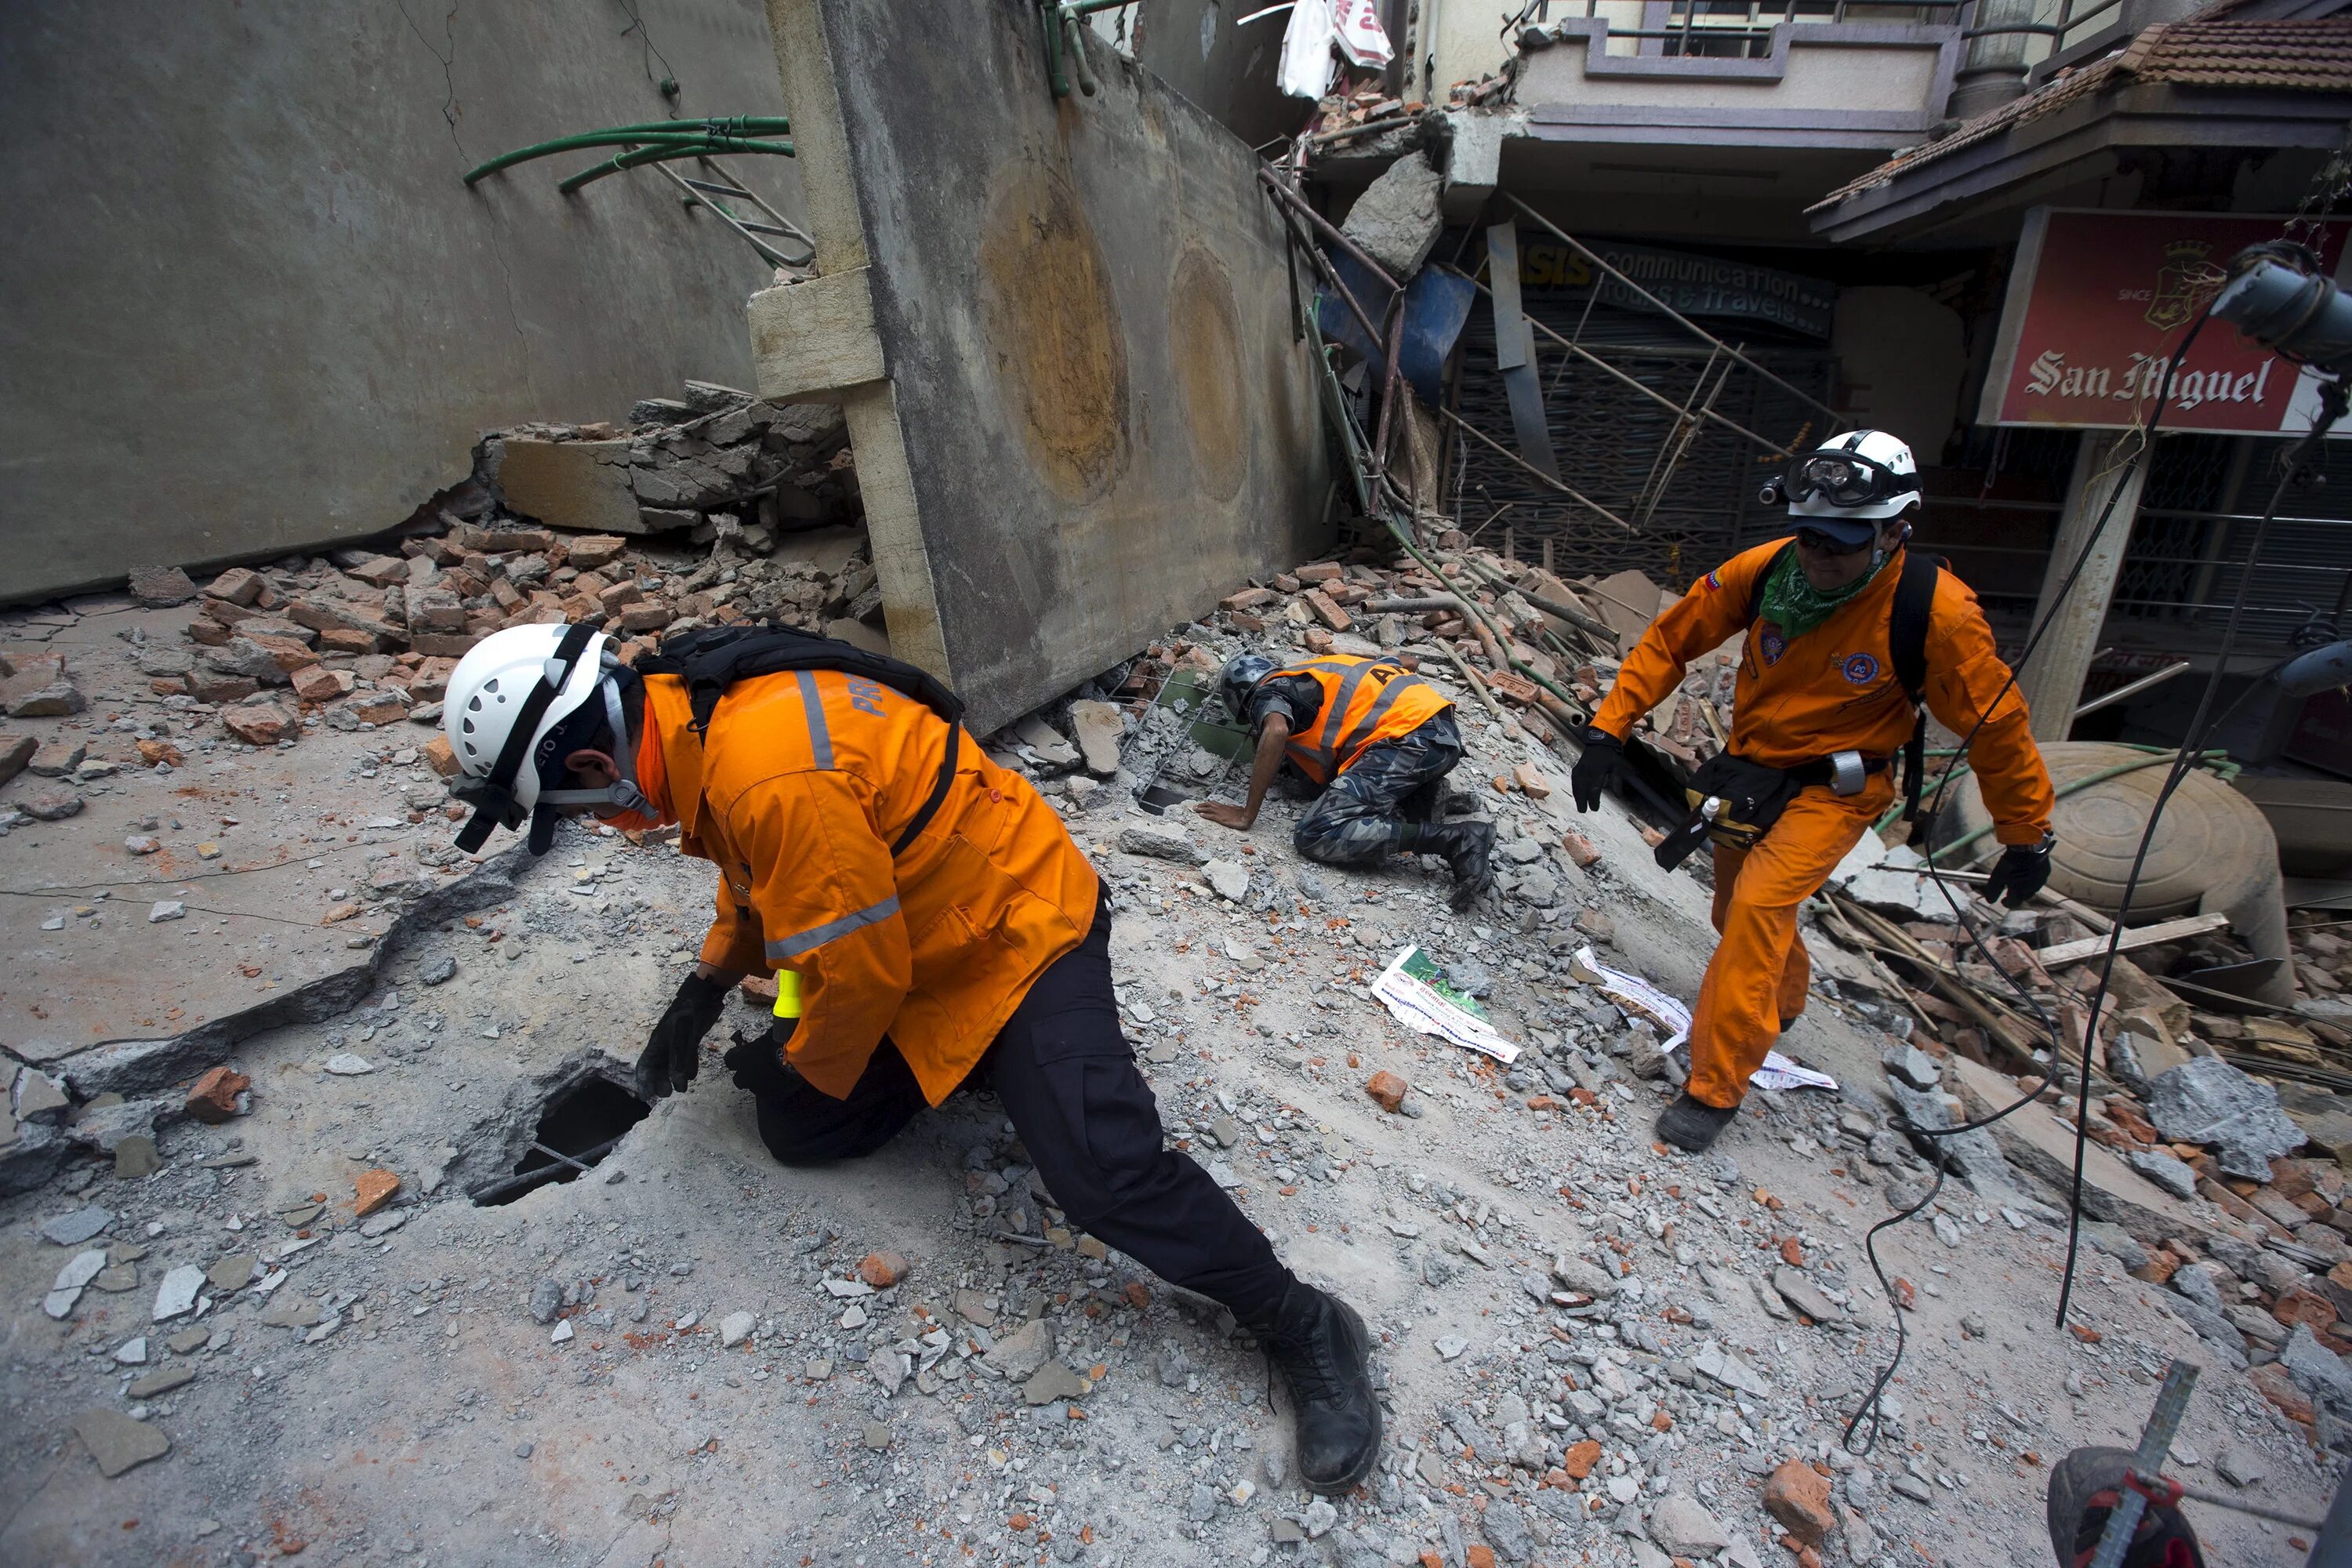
top-left (637, 620), bottom-right (967, 856)
top-left (1888, 552), bottom-right (1944, 827)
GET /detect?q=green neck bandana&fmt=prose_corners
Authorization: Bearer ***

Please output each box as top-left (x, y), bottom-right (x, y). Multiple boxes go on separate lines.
top-left (1757, 543), bottom-right (1893, 641)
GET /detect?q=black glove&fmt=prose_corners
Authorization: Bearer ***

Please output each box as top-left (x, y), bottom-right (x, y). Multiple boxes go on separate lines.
top-left (722, 1021), bottom-right (797, 1100)
top-left (1982, 835), bottom-right (2054, 909)
top-left (1570, 729), bottom-right (1625, 813)
top-left (635, 972), bottom-right (731, 1101)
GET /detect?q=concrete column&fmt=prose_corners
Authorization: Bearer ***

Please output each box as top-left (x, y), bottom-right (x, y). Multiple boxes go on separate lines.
top-left (1946, 0), bottom-right (2038, 122)
top-left (2018, 430), bottom-right (2151, 743)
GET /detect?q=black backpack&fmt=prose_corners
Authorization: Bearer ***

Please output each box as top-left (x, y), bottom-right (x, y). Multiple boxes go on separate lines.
top-left (636, 622), bottom-right (966, 855)
top-left (1742, 543), bottom-right (1943, 829)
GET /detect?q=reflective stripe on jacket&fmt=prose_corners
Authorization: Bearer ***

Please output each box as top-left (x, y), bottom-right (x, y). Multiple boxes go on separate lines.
top-left (1265, 655), bottom-right (1454, 786)
top-left (1590, 540), bottom-right (2056, 845)
top-left (640, 669), bottom-right (1098, 1106)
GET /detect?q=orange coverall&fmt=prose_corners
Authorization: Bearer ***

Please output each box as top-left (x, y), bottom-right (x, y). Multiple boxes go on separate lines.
top-left (632, 668), bottom-right (1099, 1106)
top-left (1591, 540), bottom-right (2056, 1109)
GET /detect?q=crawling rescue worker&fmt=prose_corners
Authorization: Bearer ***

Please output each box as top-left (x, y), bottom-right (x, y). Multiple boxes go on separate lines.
top-left (1570, 430), bottom-right (2058, 1153)
top-left (1197, 649), bottom-right (1496, 909)
top-left (439, 619), bottom-right (1382, 1494)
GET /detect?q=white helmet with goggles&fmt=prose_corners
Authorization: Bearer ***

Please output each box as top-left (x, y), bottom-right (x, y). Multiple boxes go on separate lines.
top-left (1762, 430), bottom-right (1921, 538)
top-left (443, 622), bottom-right (648, 855)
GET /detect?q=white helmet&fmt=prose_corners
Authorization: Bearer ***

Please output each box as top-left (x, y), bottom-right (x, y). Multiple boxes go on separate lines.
top-left (444, 622), bottom-right (645, 854)
top-left (1780, 429), bottom-right (1921, 530)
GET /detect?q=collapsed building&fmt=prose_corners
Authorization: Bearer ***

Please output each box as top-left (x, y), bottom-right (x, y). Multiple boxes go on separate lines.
top-left (5, 0), bottom-right (2352, 1563)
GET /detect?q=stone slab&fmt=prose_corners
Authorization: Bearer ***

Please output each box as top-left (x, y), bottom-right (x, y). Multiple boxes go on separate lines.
top-left (753, 0), bottom-right (1330, 733)
top-left (1948, 1057), bottom-right (2206, 1243)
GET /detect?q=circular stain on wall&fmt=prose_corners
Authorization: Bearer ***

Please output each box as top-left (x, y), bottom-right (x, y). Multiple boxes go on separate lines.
top-left (978, 164), bottom-right (1129, 503)
top-left (1168, 245), bottom-right (1247, 502)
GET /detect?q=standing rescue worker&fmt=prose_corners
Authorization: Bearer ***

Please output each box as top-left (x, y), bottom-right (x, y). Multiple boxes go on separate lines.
top-left (1571, 431), bottom-right (2058, 1152)
top-left (1198, 650), bottom-right (1496, 909)
top-left (441, 621), bottom-right (1382, 1494)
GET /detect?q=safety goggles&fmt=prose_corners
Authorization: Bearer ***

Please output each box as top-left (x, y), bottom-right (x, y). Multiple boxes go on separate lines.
top-left (1780, 449), bottom-right (1908, 511)
top-left (1794, 526), bottom-right (1875, 556)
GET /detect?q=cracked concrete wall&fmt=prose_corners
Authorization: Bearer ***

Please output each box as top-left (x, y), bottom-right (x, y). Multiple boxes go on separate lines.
top-left (0, 1), bottom-right (806, 604)
top-left (752, 0), bottom-right (1333, 734)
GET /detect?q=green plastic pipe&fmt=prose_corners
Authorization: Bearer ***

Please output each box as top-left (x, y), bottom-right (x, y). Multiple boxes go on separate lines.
top-left (557, 137), bottom-right (793, 196)
top-left (1924, 747), bottom-right (2234, 863)
top-left (463, 118), bottom-right (791, 184)
top-left (1880, 742), bottom-right (2241, 835)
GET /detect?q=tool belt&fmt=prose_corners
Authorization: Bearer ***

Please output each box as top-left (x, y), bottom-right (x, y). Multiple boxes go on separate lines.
top-left (1653, 749), bottom-right (1888, 871)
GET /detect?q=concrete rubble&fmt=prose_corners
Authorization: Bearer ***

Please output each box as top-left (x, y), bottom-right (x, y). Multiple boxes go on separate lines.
top-left (0, 521), bottom-right (2337, 1565)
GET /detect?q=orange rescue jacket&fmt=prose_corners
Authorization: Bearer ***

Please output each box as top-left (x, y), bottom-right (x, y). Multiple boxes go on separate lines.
top-left (638, 668), bottom-right (1099, 1105)
top-left (1266, 655), bottom-right (1454, 786)
top-left (1591, 540), bottom-right (2056, 846)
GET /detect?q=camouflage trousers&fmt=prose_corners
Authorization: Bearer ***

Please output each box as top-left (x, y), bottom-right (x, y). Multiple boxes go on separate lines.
top-left (1293, 713), bottom-right (1465, 867)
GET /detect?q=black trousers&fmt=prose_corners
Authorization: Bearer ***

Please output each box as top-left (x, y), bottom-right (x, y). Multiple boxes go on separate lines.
top-left (746, 906), bottom-right (1293, 1321)
top-left (1293, 711), bottom-right (1465, 866)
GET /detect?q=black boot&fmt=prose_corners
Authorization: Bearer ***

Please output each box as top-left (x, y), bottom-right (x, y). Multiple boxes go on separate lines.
top-left (1657, 1091), bottom-right (1739, 1152)
top-left (1423, 821), bottom-right (1496, 912)
top-left (1253, 1280), bottom-right (1381, 1494)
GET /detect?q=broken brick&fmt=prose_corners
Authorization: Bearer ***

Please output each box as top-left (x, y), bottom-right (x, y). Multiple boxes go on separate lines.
top-left (135, 738), bottom-right (187, 768)
top-left (289, 666), bottom-right (354, 704)
top-left (618, 603), bottom-right (673, 633)
top-left (424, 735), bottom-right (463, 779)
top-left (1762, 1459), bottom-right (1835, 1548)
top-left (1365, 1071), bottom-right (1409, 1113)
top-left (352, 1169), bottom-right (400, 1218)
top-left (221, 703), bottom-right (296, 746)
top-left (185, 1065), bottom-right (250, 1124)
top-left (1560, 829), bottom-right (1600, 868)
top-left (0, 731), bottom-right (33, 788)
top-left (202, 566), bottom-right (266, 606)
top-left (1294, 562), bottom-right (1343, 583)
top-left (1303, 588), bottom-right (1352, 632)
top-left (857, 1250), bottom-right (908, 1289)
top-left (1218, 587), bottom-right (1276, 612)
top-left (350, 694), bottom-right (410, 726)
top-left (2275, 1287), bottom-right (2338, 1332)
top-left (1560, 1439), bottom-right (1602, 1479)
top-left (190, 673), bottom-right (260, 705)
top-left (1512, 763), bottom-right (1551, 800)
top-left (127, 563), bottom-right (200, 606)
top-left (565, 535), bottom-right (630, 570)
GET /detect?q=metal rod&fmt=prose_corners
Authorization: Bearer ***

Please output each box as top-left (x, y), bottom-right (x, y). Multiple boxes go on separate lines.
top-left (465, 1131), bottom-right (632, 1205)
top-left (1268, 195), bottom-right (1390, 357)
top-left (1309, 113), bottom-right (1417, 147)
top-left (1501, 193), bottom-right (1846, 426)
top-left (2071, 660), bottom-right (2193, 720)
top-left (2091, 1361), bottom-right (2198, 1568)
top-left (2172, 1480), bottom-right (2325, 1532)
top-left (530, 1141), bottom-right (597, 1175)
top-left (648, 158), bottom-right (795, 268)
top-left (1258, 169), bottom-right (1403, 294)
top-left (1436, 264), bottom-right (1800, 459)
top-left (1440, 407), bottom-right (1637, 533)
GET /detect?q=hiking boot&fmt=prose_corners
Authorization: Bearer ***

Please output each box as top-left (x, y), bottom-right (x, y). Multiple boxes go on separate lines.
top-left (1657, 1091), bottom-right (1739, 1152)
top-left (1253, 1281), bottom-right (1381, 1495)
top-left (1424, 820), bottom-right (1495, 911)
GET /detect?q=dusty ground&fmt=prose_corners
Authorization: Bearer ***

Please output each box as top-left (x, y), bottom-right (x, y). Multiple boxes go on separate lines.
top-left (0, 595), bottom-right (2339, 1568)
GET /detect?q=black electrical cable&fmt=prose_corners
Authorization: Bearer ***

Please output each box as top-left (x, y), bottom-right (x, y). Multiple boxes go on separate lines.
top-left (1840, 306), bottom-right (2219, 1454)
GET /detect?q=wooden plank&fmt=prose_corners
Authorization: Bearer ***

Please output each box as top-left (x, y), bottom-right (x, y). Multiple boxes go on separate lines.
top-left (2038, 913), bottom-right (2230, 969)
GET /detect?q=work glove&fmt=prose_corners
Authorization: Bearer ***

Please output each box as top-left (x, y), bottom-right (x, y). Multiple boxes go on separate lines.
top-left (722, 1020), bottom-right (797, 1100)
top-left (635, 971), bottom-right (731, 1102)
top-left (1982, 835), bottom-right (2055, 909)
top-left (1570, 729), bottom-right (1625, 813)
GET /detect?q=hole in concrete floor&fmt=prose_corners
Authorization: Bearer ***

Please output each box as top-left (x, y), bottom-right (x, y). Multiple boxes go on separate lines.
top-left (472, 1076), bottom-right (648, 1206)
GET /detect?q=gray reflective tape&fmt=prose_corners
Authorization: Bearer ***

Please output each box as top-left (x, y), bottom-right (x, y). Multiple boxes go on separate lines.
top-left (1333, 672), bottom-right (1428, 771)
top-left (764, 895), bottom-right (902, 960)
top-left (795, 669), bottom-right (833, 770)
top-left (1309, 660), bottom-right (1375, 777)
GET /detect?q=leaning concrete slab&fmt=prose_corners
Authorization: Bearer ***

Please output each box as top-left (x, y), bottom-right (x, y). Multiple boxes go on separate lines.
top-left (750, 0), bottom-right (1333, 732)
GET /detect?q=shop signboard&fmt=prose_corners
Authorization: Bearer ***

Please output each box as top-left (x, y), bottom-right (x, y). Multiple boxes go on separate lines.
top-left (1980, 207), bottom-right (2352, 435)
top-left (1519, 238), bottom-right (1836, 340)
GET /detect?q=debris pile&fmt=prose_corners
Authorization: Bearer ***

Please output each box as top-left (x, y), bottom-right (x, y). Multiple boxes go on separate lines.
top-left (478, 378), bottom-right (860, 539)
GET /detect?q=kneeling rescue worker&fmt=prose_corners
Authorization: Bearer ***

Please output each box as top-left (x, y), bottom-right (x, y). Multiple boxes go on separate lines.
top-left (1571, 430), bottom-right (2058, 1153)
top-left (441, 619), bottom-right (1382, 1493)
top-left (1199, 649), bottom-right (1496, 909)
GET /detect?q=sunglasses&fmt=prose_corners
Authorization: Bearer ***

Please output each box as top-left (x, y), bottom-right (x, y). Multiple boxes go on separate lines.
top-left (1795, 527), bottom-right (1874, 555)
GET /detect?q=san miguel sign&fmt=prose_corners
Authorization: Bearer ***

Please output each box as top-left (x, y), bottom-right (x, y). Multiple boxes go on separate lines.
top-left (1981, 208), bottom-right (2352, 435)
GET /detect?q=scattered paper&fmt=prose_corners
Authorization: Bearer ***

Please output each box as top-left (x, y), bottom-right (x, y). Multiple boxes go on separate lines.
top-left (1751, 1051), bottom-right (1838, 1094)
top-left (1372, 946), bottom-right (1520, 1065)
top-left (1567, 946), bottom-right (1691, 1051)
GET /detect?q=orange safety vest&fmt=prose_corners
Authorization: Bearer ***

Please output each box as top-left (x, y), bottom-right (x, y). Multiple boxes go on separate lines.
top-left (1266, 655), bottom-right (1454, 786)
